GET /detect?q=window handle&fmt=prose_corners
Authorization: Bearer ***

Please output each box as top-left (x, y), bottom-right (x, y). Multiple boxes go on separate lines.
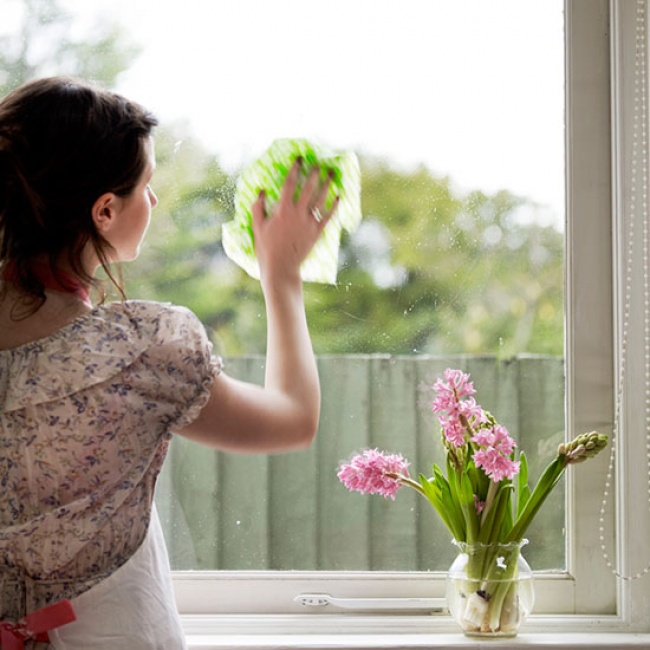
top-left (294, 593), bottom-right (446, 612)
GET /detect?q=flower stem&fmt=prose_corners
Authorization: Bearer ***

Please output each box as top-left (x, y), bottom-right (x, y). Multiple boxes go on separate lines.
top-left (480, 481), bottom-right (499, 527)
top-left (385, 472), bottom-right (427, 497)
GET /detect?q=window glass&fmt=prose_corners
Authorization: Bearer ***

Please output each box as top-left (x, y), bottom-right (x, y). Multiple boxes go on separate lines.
top-left (2, 0), bottom-right (565, 573)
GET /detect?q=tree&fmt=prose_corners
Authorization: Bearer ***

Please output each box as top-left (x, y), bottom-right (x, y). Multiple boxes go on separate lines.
top-left (301, 161), bottom-right (563, 356)
top-left (0, 0), bottom-right (140, 93)
top-left (1, 0), bottom-right (564, 358)
top-left (131, 154), bottom-right (564, 358)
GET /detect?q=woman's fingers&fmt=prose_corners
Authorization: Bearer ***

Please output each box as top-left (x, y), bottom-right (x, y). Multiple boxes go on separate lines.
top-left (311, 170), bottom-right (333, 211)
top-left (278, 158), bottom-right (302, 213)
top-left (251, 190), bottom-right (267, 232)
top-left (306, 169), bottom-right (338, 231)
top-left (313, 195), bottom-right (339, 230)
top-left (297, 166), bottom-right (322, 212)
top-left (271, 157), bottom-right (338, 231)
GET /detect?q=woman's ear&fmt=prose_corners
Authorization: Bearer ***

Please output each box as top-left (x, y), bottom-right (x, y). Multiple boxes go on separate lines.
top-left (92, 192), bottom-right (118, 234)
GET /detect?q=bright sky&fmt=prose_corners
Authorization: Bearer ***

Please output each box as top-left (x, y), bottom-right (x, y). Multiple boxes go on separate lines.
top-left (7, 0), bottom-right (565, 225)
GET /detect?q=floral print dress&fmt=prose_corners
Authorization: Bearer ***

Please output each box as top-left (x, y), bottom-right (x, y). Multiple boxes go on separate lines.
top-left (0, 301), bottom-right (221, 647)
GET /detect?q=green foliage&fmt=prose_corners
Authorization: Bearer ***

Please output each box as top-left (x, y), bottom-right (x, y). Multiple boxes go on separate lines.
top-left (1, 0), bottom-right (565, 359)
top-left (0, 0), bottom-right (140, 93)
top-left (303, 160), bottom-right (564, 356)
top-left (129, 150), bottom-right (565, 358)
top-left (516, 452), bottom-right (531, 519)
top-left (420, 468), bottom-right (464, 541)
top-left (415, 428), bottom-right (606, 548)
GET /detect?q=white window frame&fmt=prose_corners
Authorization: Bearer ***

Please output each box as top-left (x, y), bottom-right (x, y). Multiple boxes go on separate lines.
top-left (174, 0), bottom-right (650, 639)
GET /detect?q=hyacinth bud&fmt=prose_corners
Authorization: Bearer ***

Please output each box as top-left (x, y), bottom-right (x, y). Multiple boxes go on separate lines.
top-left (558, 431), bottom-right (608, 465)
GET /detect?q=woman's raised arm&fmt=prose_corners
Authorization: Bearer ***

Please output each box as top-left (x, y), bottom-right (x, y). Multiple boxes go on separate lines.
top-left (176, 159), bottom-right (337, 453)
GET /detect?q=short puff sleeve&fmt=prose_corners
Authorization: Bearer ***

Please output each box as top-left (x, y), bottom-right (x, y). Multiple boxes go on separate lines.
top-left (123, 302), bottom-right (223, 434)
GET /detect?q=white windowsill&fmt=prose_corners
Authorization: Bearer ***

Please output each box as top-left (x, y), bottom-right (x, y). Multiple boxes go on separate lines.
top-left (182, 615), bottom-right (650, 649)
top-left (185, 632), bottom-right (650, 649)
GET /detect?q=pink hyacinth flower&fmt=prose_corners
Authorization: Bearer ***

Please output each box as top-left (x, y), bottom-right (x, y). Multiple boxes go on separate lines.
top-left (437, 416), bottom-right (467, 447)
top-left (458, 396), bottom-right (486, 428)
top-left (472, 424), bottom-right (517, 456)
top-left (473, 447), bottom-right (520, 482)
top-left (432, 369), bottom-right (475, 407)
top-left (337, 448), bottom-right (410, 500)
top-left (432, 369), bottom-right (485, 448)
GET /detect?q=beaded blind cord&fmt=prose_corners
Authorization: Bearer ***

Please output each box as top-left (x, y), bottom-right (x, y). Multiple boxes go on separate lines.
top-left (598, 0), bottom-right (650, 581)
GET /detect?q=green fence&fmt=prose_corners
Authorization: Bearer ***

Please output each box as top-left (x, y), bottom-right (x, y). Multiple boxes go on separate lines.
top-left (155, 355), bottom-right (565, 573)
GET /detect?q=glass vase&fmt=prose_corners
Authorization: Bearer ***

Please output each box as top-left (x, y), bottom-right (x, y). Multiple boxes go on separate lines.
top-left (446, 539), bottom-right (535, 638)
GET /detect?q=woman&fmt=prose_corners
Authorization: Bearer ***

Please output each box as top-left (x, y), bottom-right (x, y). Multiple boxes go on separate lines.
top-left (0, 76), bottom-right (335, 648)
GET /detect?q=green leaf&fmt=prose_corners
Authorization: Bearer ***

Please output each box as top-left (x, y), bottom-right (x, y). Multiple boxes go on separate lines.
top-left (498, 485), bottom-right (515, 540)
top-left (467, 462), bottom-right (489, 503)
top-left (516, 451), bottom-right (531, 519)
top-left (446, 456), bottom-right (462, 505)
top-left (418, 473), bottom-right (441, 505)
top-left (459, 471), bottom-right (479, 543)
top-left (419, 473), bottom-right (464, 541)
top-left (432, 466), bottom-right (466, 541)
top-left (478, 484), bottom-right (514, 544)
top-left (507, 456), bottom-right (565, 542)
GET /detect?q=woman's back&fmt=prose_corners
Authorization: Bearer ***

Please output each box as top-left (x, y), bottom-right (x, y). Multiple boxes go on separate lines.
top-left (0, 300), bottom-right (216, 646)
top-left (0, 287), bottom-right (89, 351)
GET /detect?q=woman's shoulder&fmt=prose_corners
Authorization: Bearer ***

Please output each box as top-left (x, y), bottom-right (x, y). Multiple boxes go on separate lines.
top-left (0, 299), bottom-right (201, 355)
top-left (96, 299), bottom-right (202, 338)
top-left (98, 298), bottom-right (196, 322)
top-left (0, 300), bottom-right (211, 412)
top-left (53, 299), bottom-right (206, 349)
top-left (104, 301), bottom-right (212, 356)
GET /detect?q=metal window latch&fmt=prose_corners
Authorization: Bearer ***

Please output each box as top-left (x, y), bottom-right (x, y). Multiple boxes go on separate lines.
top-left (293, 593), bottom-right (447, 612)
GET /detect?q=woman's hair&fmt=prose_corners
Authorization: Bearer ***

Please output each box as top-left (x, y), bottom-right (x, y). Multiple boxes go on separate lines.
top-left (0, 76), bottom-right (158, 310)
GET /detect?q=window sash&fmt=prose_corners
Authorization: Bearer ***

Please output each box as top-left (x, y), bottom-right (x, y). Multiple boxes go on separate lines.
top-left (609, 0), bottom-right (650, 627)
top-left (174, 0), bottom-right (650, 632)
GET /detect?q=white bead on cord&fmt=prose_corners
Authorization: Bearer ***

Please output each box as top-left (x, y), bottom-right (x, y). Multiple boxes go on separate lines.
top-left (599, 0), bottom-right (650, 581)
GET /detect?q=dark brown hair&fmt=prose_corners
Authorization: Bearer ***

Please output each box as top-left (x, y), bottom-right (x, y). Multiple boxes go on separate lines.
top-left (0, 76), bottom-right (158, 310)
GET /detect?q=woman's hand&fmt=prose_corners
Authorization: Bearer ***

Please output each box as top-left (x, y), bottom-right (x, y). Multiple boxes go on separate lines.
top-left (251, 158), bottom-right (339, 286)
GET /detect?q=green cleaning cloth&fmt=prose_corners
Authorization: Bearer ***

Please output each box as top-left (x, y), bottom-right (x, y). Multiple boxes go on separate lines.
top-left (222, 138), bottom-right (362, 284)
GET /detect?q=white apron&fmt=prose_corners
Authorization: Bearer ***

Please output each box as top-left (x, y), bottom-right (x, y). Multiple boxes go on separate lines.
top-left (48, 508), bottom-right (187, 650)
